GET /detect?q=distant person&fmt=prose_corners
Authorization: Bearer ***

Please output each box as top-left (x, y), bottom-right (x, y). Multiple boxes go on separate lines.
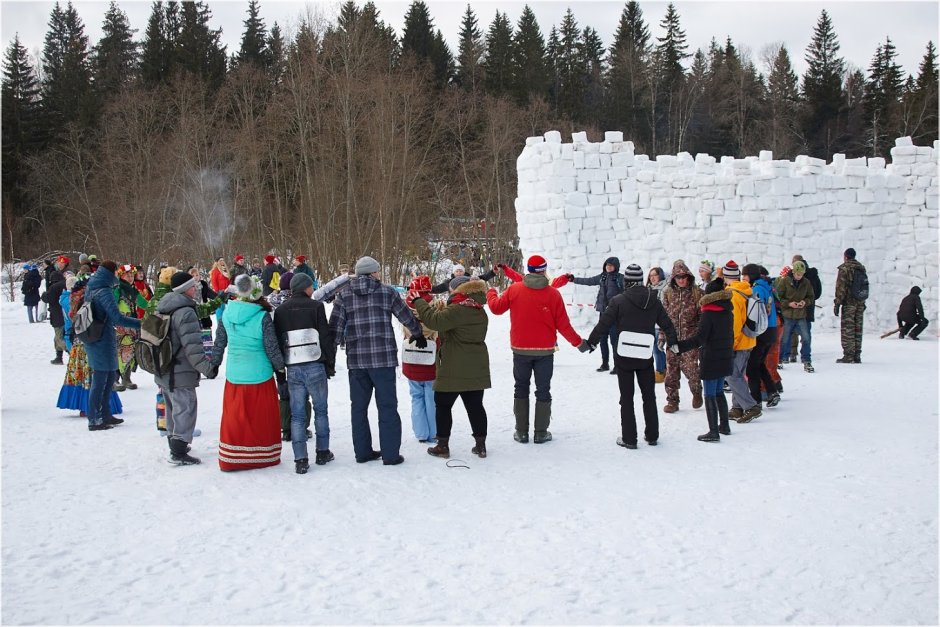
top-left (721, 260), bottom-right (760, 423)
top-left (400, 276), bottom-right (439, 444)
top-left (646, 266), bottom-right (668, 381)
top-left (21, 263), bottom-right (42, 323)
top-left (46, 256), bottom-right (69, 364)
top-left (231, 254), bottom-right (248, 278)
top-left (897, 286), bottom-right (928, 340)
top-left (565, 256), bottom-right (624, 373)
top-left (292, 255), bottom-right (317, 289)
top-left (834, 248), bottom-right (867, 363)
top-left (660, 260), bottom-right (703, 413)
top-left (697, 260), bottom-right (715, 290)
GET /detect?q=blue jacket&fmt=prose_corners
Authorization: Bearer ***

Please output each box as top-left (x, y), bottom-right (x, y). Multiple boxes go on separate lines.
top-left (219, 299), bottom-right (281, 384)
top-left (83, 267), bottom-right (142, 371)
top-left (751, 278), bottom-right (777, 328)
top-left (572, 256), bottom-right (624, 312)
top-left (60, 289), bottom-right (73, 351)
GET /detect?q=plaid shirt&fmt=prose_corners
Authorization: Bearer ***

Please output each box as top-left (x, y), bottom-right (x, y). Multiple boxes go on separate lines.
top-left (329, 275), bottom-right (422, 369)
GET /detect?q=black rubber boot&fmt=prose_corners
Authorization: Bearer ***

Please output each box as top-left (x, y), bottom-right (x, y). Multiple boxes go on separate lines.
top-left (715, 393), bottom-right (732, 436)
top-left (533, 400), bottom-right (552, 443)
top-left (51, 351), bottom-right (64, 365)
top-left (471, 435), bottom-right (487, 458)
top-left (168, 438), bottom-right (201, 465)
top-left (513, 397), bottom-right (529, 443)
top-left (698, 397), bottom-right (720, 442)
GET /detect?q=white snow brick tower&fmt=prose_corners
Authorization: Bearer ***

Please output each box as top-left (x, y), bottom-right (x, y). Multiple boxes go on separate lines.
top-left (515, 133), bottom-right (939, 332)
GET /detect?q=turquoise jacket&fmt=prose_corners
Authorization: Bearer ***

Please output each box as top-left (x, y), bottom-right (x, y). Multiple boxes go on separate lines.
top-left (221, 300), bottom-right (274, 384)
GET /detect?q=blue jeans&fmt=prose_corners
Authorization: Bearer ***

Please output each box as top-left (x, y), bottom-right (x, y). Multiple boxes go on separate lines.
top-left (779, 318), bottom-right (812, 362)
top-left (652, 327), bottom-right (666, 372)
top-left (597, 313), bottom-right (617, 365)
top-left (512, 353), bottom-right (553, 402)
top-left (26, 305), bottom-right (37, 323)
top-left (287, 362), bottom-right (330, 459)
top-left (702, 377), bottom-right (726, 397)
top-left (88, 369), bottom-right (118, 426)
top-left (348, 367), bottom-right (401, 462)
top-left (408, 379), bottom-right (436, 441)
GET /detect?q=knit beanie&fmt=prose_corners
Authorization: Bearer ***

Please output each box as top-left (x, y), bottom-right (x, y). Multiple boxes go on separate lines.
top-left (527, 255), bottom-right (548, 273)
top-left (235, 274), bottom-right (263, 301)
top-left (355, 256), bottom-right (380, 275)
top-left (264, 254), bottom-right (276, 265)
top-left (699, 259), bottom-right (715, 275)
top-left (704, 278), bottom-right (725, 294)
top-left (279, 271), bottom-right (295, 291)
top-left (295, 255), bottom-right (306, 264)
top-left (722, 260), bottom-right (740, 281)
top-left (449, 275), bottom-right (472, 291)
top-left (623, 263), bottom-right (644, 284)
top-left (453, 264), bottom-right (465, 273)
top-left (171, 271), bottom-right (196, 293)
top-left (289, 272), bottom-right (313, 293)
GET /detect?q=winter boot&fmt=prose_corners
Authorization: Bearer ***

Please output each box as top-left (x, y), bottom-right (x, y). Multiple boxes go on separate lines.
top-left (616, 437), bottom-right (637, 449)
top-left (168, 438), bottom-right (201, 465)
top-left (596, 362), bottom-right (609, 372)
top-left (295, 458), bottom-right (310, 474)
top-left (766, 392), bottom-right (781, 408)
top-left (776, 380), bottom-right (784, 394)
top-left (692, 392), bottom-right (703, 409)
top-left (122, 369), bottom-right (137, 390)
top-left (697, 396), bottom-right (720, 442)
top-left (50, 351), bottom-right (63, 365)
top-left (513, 397), bottom-right (530, 443)
top-left (803, 361), bottom-right (815, 373)
top-left (728, 406), bottom-right (744, 421)
top-left (471, 435), bottom-right (487, 459)
top-left (427, 437), bottom-right (450, 458)
top-left (315, 450), bottom-right (335, 465)
top-left (740, 403), bottom-right (763, 423)
top-left (113, 378), bottom-right (126, 392)
top-left (88, 423), bottom-right (113, 432)
top-left (715, 393), bottom-right (732, 436)
top-left (654, 371), bottom-right (665, 383)
top-left (836, 355), bottom-right (854, 363)
top-left (533, 400), bottom-right (552, 443)
top-left (663, 400), bottom-right (679, 413)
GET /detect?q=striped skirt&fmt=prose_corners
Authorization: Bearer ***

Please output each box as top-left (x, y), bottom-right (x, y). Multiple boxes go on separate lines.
top-left (218, 378), bottom-right (282, 471)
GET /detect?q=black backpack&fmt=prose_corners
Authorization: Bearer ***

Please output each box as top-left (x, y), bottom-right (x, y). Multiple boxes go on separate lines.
top-left (849, 268), bottom-right (869, 301)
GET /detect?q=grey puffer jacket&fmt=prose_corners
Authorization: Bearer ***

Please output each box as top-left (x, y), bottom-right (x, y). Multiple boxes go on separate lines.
top-left (155, 291), bottom-right (216, 390)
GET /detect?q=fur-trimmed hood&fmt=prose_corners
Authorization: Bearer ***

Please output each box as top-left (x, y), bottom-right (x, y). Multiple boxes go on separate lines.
top-left (452, 278), bottom-right (487, 305)
top-left (699, 289), bottom-right (732, 307)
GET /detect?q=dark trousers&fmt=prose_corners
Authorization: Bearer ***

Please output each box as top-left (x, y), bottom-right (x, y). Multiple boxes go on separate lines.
top-left (898, 315), bottom-right (929, 339)
top-left (747, 328), bottom-right (777, 405)
top-left (513, 353), bottom-right (553, 402)
top-left (87, 369), bottom-right (118, 427)
top-left (434, 390), bottom-right (487, 438)
top-left (616, 364), bottom-right (658, 445)
top-left (597, 313), bottom-right (618, 365)
top-left (348, 367), bottom-right (401, 463)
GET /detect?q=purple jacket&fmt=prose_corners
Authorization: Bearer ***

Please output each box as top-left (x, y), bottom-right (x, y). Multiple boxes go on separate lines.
top-left (329, 275), bottom-right (422, 369)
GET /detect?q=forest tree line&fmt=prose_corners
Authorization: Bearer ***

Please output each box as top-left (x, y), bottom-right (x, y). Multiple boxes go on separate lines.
top-left (2, 0), bottom-right (937, 282)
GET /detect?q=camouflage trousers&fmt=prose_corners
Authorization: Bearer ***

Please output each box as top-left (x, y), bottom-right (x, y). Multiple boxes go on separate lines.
top-left (840, 302), bottom-right (865, 358)
top-left (665, 348), bottom-right (702, 404)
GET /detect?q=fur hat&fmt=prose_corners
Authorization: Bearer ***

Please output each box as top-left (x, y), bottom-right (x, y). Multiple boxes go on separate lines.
top-left (234, 274), bottom-right (263, 301)
top-left (279, 271), bottom-right (295, 291)
top-left (171, 271), bottom-right (196, 293)
top-left (722, 260), bottom-right (740, 281)
top-left (409, 276), bottom-right (433, 293)
top-left (449, 275), bottom-right (472, 291)
top-left (623, 263), bottom-right (644, 284)
top-left (158, 266), bottom-right (177, 285)
top-left (289, 272), bottom-right (313, 293)
top-left (355, 256), bottom-right (380, 275)
top-left (264, 255), bottom-right (276, 265)
top-left (527, 255), bottom-right (548, 273)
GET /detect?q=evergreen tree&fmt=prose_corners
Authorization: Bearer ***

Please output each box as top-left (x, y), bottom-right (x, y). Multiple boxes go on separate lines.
top-left (41, 1), bottom-right (94, 137)
top-left (2, 34), bottom-right (42, 213)
top-left (838, 68), bottom-right (867, 155)
top-left (401, 0), bottom-right (434, 60)
top-left (654, 2), bottom-right (688, 89)
top-left (650, 2), bottom-right (690, 152)
top-left (902, 40), bottom-right (939, 144)
top-left (863, 37), bottom-right (904, 156)
top-left (801, 9), bottom-right (845, 157)
top-left (455, 4), bottom-right (484, 91)
top-left (140, 1), bottom-right (167, 85)
top-left (765, 44), bottom-right (802, 157)
top-left (546, 25), bottom-right (561, 110)
top-left (237, 0), bottom-right (268, 69)
top-left (266, 21), bottom-right (285, 86)
top-left (429, 29), bottom-right (454, 87)
top-left (93, 1), bottom-right (138, 97)
top-left (554, 8), bottom-right (586, 120)
top-left (509, 5), bottom-right (548, 105)
top-left (581, 26), bottom-right (604, 126)
top-left (176, 1), bottom-right (227, 88)
top-left (482, 11), bottom-right (513, 98)
top-left (604, 1), bottom-right (651, 146)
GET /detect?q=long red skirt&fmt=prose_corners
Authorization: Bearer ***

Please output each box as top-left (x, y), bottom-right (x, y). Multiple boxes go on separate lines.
top-left (218, 378), bottom-right (282, 471)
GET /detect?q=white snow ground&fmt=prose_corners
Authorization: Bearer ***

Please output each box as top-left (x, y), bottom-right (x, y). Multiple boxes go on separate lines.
top-left (1, 298), bottom-right (937, 624)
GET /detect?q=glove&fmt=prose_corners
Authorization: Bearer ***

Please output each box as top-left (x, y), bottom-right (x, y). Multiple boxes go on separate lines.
top-left (412, 334), bottom-right (428, 349)
top-left (833, 304), bottom-right (840, 317)
top-left (578, 340), bottom-right (594, 353)
top-left (566, 273), bottom-right (574, 281)
top-left (669, 344), bottom-right (680, 354)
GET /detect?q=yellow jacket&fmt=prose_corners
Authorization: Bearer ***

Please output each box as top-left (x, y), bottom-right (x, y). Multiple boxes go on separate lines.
top-left (726, 280), bottom-right (757, 351)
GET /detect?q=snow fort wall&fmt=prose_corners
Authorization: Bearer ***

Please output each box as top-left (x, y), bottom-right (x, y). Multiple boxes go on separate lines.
top-left (515, 133), bottom-right (938, 332)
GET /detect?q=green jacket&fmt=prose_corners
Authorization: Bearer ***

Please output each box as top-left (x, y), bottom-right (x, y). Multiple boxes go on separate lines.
top-left (413, 279), bottom-right (491, 393)
top-left (774, 275), bottom-right (815, 320)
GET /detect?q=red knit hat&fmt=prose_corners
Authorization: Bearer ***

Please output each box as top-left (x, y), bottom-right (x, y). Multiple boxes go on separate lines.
top-left (722, 260), bottom-right (740, 280)
top-left (264, 255), bottom-right (275, 265)
top-left (57, 255), bottom-right (70, 265)
top-left (295, 255), bottom-right (306, 263)
top-left (527, 255), bottom-right (548, 273)
top-left (234, 255), bottom-right (245, 263)
top-left (409, 276), bottom-right (433, 293)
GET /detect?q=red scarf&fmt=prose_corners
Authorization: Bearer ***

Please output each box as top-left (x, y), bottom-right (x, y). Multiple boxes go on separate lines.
top-left (449, 293), bottom-right (483, 309)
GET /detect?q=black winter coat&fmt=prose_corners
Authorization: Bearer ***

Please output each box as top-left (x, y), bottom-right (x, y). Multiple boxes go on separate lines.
top-left (897, 287), bottom-right (924, 322)
top-left (261, 262), bottom-right (286, 296)
top-left (22, 269), bottom-right (42, 307)
top-left (677, 290), bottom-right (734, 380)
top-left (588, 285), bottom-right (678, 370)
top-left (572, 256), bottom-right (624, 312)
top-left (46, 270), bottom-right (66, 327)
top-left (273, 292), bottom-right (336, 371)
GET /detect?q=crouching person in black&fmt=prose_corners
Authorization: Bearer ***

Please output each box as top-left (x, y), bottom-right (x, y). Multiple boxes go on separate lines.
top-left (897, 286), bottom-right (929, 340)
top-left (674, 279), bottom-right (735, 442)
top-left (587, 263), bottom-right (678, 450)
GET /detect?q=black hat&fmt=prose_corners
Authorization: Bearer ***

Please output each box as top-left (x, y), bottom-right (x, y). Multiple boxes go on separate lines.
top-left (171, 271), bottom-right (196, 293)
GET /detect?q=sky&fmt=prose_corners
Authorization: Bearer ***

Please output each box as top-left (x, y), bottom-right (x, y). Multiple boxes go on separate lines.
top-left (1, 0), bottom-right (937, 80)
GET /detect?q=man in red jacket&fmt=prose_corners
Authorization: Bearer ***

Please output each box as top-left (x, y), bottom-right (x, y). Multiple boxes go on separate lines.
top-left (487, 255), bottom-right (591, 444)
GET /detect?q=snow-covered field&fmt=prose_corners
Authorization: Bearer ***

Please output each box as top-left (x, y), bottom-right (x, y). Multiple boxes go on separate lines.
top-left (2, 298), bottom-right (937, 624)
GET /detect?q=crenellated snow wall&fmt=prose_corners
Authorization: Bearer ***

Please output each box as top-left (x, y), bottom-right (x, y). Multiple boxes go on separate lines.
top-left (515, 132), bottom-right (939, 333)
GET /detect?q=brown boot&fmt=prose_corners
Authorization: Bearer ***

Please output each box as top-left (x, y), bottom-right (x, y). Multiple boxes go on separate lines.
top-left (471, 435), bottom-right (487, 459)
top-left (692, 392), bottom-right (703, 409)
top-left (427, 437), bottom-right (450, 458)
top-left (663, 402), bottom-right (679, 413)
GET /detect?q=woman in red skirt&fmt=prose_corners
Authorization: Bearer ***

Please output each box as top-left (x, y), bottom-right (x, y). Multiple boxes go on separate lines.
top-left (210, 274), bottom-right (286, 471)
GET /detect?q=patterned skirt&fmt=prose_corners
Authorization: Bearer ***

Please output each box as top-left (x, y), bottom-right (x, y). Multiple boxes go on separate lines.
top-left (116, 328), bottom-right (137, 374)
top-left (56, 342), bottom-right (123, 415)
top-left (218, 378), bottom-right (282, 471)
